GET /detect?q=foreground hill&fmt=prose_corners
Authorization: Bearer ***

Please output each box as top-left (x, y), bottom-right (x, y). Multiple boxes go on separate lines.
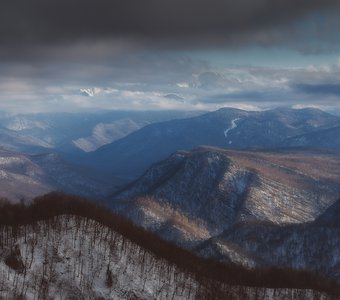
top-left (89, 107), bottom-right (340, 178)
top-left (0, 193), bottom-right (338, 299)
top-left (112, 147), bottom-right (340, 283)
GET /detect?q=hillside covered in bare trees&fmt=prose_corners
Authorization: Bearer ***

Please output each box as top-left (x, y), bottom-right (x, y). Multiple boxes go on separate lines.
top-left (0, 193), bottom-right (339, 299)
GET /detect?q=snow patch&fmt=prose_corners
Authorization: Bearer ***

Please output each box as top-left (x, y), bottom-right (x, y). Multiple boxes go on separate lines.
top-left (224, 118), bottom-right (240, 138)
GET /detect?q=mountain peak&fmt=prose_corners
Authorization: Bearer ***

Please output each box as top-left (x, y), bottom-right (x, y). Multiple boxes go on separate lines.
top-left (86, 107), bottom-right (340, 178)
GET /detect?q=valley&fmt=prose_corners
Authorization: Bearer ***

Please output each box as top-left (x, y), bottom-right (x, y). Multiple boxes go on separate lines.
top-left (3, 0), bottom-right (340, 297)
top-left (0, 107), bottom-right (340, 298)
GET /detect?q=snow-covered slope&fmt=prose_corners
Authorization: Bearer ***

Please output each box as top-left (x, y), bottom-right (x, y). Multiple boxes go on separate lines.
top-left (0, 127), bottom-right (53, 153)
top-left (0, 196), bottom-right (335, 299)
top-left (0, 149), bottom-right (52, 201)
top-left (113, 147), bottom-right (340, 244)
top-left (73, 119), bottom-right (146, 152)
top-left (0, 215), bottom-right (197, 299)
top-left (224, 118), bottom-right (240, 141)
top-left (112, 147), bottom-right (340, 282)
top-left (5, 116), bottom-right (49, 131)
top-left (197, 218), bottom-right (340, 283)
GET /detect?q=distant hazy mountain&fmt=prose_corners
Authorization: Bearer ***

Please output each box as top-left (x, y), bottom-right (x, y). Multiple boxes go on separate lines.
top-left (0, 148), bottom-right (52, 201)
top-left (31, 152), bottom-right (116, 199)
top-left (0, 148), bottom-right (115, 202)
top-left (88, 107), bottom-right (340, 178)
top-left (285, 125), bottom-right (340, 150)
top-left (0, 127), bottom-right (53, 153)
top-left (2, 107), bottom-right (340, 200)
top-left (0, 110), bottom-right (204, 154)
top-left (0, 110), bottom-right (206, 200)
top-left (112, 147), bottom-right (340, 283)
top-left (72, 118), bottom-right (144, 152)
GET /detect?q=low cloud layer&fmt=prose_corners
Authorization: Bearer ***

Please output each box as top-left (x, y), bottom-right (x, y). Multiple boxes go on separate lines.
top-left (1, 57), bottom-right (340, 113)
top-left (1, 1), bottom-right (340, 113)
top-left (293, 83), bottom-right (340, 96)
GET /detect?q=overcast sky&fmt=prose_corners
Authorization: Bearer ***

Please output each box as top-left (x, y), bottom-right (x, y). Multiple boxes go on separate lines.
top-left (1, 0), bottom-right (340, 113)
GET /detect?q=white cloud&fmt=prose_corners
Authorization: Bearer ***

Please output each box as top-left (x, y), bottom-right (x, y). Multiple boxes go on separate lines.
top-left (177, 82), bottom-right (189, 88)
top-left (1, 56), bottom-right (340, 113)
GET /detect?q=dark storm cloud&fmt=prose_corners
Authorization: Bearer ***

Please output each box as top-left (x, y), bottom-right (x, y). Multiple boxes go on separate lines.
top-left (1, 0), bottom-right (340, 112)
top-left (293, 83), bottom-right (340, 96)
top-left (196, 91), bottom-right (269, 104)
top-left (0, 52), bottom-right (207, 87)
top-left (0, 0), bottom-right (339, 49)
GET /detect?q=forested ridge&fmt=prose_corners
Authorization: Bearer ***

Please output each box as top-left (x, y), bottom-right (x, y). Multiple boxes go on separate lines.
top-left (0, 192), bottom-right (339, 299)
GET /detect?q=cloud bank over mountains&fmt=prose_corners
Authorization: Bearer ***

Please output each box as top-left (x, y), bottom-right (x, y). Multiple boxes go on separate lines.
top-left (0, 0), bottom-right (340, 112)
top-left (1, 0), bottom-right (339, 50)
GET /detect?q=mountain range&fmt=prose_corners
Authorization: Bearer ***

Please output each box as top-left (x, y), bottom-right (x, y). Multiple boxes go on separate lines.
top-left (86, 107), bottom-right (340, 179)
top-left (0, 110), bottom-right (203, 154)
top-left (1, 107), bottom-right (340, 297)
top-left (1, 106), bottom-right (340, 202)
